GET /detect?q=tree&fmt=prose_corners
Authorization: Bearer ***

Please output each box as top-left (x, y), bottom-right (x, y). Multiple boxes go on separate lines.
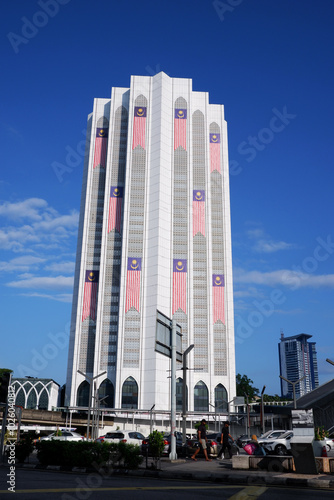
top-left (0, 369), bottom-right (12, 404)
top-left (263, 394), bottom-right (284, 402)
top-left (236, 374), bottom-right (259, 401)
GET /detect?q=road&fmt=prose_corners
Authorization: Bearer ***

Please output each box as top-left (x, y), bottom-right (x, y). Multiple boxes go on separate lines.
top-left (0, 469), bottom-right (333, 499)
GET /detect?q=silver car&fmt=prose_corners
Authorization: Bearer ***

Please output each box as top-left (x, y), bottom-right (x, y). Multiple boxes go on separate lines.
top-left (263, 431), bottom-right (294, 455)
top-left (40, 431), bottom-right (84, 442)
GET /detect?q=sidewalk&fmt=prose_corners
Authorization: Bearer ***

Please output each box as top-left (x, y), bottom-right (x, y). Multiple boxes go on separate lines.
top-left (134, 457), bottom-right (334, 490)
top-left (9, 453), bottom-right (334, 490)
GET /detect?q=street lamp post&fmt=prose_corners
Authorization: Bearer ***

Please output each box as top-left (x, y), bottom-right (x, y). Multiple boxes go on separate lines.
top-left (77, 370), bottom-right (106, 440)
top-left (170, 319), bottom-right (177, 460)
top-left (244, 393), bottom-right (250, 438)
top-left (149, 404), bottom-right (155, 434)
top-left (222, 399), bottom-right (234, 423)
top-left (261, 385), bottom-right (266, 435)
top-left (326, 358), bottom-right (334, 366)
top-left (209, 403), bottom-right (217, 432)
top-left (182, 344), bottom-right (194, 445)
top-left (279, 375), bottom-right (306, 409)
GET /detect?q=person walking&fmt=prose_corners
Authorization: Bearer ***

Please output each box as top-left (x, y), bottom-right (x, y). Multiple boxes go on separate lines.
top-left (217, 421), bottom-right (234, 459)
top-left (191, 419), bottom-right (212, 461)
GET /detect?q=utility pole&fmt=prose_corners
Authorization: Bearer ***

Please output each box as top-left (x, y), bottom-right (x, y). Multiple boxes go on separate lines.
top-left (261, 385), bottom-right (266, 435)
top-left (182, 344), bottom-right (194, 444)
top-left (279, 375), bottom-right (306, 409)
top-left (244, 393), bottom-right (250, 438)
top-left (170, 319), bottom-right (177, 460)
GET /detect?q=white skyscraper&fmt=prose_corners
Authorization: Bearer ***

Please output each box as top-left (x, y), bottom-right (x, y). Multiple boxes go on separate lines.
top-left (65, 72), bottom-right (236, 413)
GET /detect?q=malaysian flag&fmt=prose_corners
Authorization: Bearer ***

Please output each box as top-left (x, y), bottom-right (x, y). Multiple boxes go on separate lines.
top-left (210, 133), bottom-right (221, 173)
top-left (82, 270), bottom-right (99, 322)
top-left (108, 186), bottom-right (123, 234)
top-left (132, 106), bottom-right (147, 149)
top-left (213, 274), bottom-right (225, 324)
top-left (174, 109), bottom-right (187, 150)
top-left (193, 190), bottom-right (205, 236)
top-left (125, 257), bottom-right (142, 313)
top-left (93, 128), bottom-right (108, 168)
top-left (172, 259), bottom-right (187, 314)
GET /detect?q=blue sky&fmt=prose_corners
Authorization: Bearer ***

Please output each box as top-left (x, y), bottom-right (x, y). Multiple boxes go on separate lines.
top-left (1, 0), bottom-right (334, 396)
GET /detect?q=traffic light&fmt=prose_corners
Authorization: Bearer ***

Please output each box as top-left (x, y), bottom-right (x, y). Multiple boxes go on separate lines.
top-left (0, 372), bottom-right (11, 404)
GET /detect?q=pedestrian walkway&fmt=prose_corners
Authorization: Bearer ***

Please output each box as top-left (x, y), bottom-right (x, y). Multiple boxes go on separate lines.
top-left (139, 457), bottom-right (334, 490)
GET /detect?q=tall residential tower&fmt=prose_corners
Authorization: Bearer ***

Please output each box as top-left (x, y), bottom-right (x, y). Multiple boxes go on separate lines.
top-left (279, 332), bottom-right (319, 399)
top-left (65, 73), bottom-right (236, 412)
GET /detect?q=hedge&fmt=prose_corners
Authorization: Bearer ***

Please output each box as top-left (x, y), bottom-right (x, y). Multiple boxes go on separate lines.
top-left (36, 440), bottom-right (143, 469)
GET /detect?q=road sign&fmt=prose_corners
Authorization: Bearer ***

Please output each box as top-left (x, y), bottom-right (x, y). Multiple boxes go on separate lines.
top-left (155, 310), bottom-right (182, 362)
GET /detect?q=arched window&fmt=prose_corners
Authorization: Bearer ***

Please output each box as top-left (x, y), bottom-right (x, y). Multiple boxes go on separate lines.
top-left (59, 384), bottom-right (66, 407)
top-left (15, 388), bottom-right (25, 408)
top-left (176, 377), bottom-right (188, 411)
top-left (98, 379), bottom-right (114, 408)
top-left (121, 377), bottom-right (138, 409)
top-left (27, 389), bottom-right (37, 409)
top-left (77, 380), bottom-right (90, 407)
top-left (194, 380), bottom-right (209, 411)
top-left (214, 384), bottom-right (228, 412)
top-left (38, 388), bottom-right (49, 410)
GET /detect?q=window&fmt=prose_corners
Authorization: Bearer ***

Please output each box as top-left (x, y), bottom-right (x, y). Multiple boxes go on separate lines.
top-left (77, 381), bottom-right (90, 407)
top-left (98, 379), bottom-right (114, 408)
top-left (121, 377), bottom-right (138, 409)
top-left (214, 384), bottom-right (228, 412)
top-left (194, 380), bottom-right (208, 411)
top-left (27, 389), bottom-right (37, 409)
top-left (38, 388), bottom-right (49, 410)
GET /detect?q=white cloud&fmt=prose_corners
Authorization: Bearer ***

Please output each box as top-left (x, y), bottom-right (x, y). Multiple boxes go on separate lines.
top-left (44, 261), bottom-right (75, 274)
top-left (20, 292), bottom-right (73, 303)
top-left (0, 198), bottom-right (79, 302)
top-left (0, 198), bottom-right (50, 220)
top-left (0, 256), bottom-right (45, 272)
top-left (6, 275), bottom-right (74, 291)
top-left (234, 267), bottom-right (334, 288)
top-left (0, 198), bottom-right (79, 252)
top-left (246, 227), bottom-right (295, 253)
top-left (253, 239), bottom-right (294, 253)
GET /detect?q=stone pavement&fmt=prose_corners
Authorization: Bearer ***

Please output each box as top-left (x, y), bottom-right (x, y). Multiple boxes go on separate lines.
top-left (10, 454), bottom-right (334, 490)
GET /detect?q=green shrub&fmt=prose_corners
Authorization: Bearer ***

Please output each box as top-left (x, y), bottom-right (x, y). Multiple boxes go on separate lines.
top-left (148, 430), bottom-right (165, 457)
top-left (36, 440), bottom-right (143, 469)
top-left (15, 434), bottom-right (34, 463)
top-left (118, 441), bottom-right (143, 469)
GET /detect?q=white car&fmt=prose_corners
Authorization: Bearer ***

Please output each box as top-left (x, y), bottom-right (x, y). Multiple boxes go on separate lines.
top-left (323, 437), bottom-right (334, 451)
top-left (40, 431), bottom-right (84, 442)
top-left (95, 430), bottom-right (145, 446)
top-left (258, 430), bottom-right (287, 445)
top-left (263, 431), bottom-right (294, 455)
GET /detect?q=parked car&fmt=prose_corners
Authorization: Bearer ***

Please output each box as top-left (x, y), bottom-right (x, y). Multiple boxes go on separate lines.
top-left (207, 432), bottom-right (238, 457)
top-left (323, 437), bottom-right (334, 451)
top-left (262, 431), bottom-right (294, 455)
top-left (236, 430), bottom-right (287, 450)
top-left (186, 432), bottom-right (219, 458)
top-left (96, 430), bottom-right (145, 445)
top-left (258, 430), bottom-right (287, 445)
top-left (236, 434), bottom-right (252, 449)
top-left (141, 431), bottom-right (185, 457)
top-left (40, 431), bottom-right (84, 442)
